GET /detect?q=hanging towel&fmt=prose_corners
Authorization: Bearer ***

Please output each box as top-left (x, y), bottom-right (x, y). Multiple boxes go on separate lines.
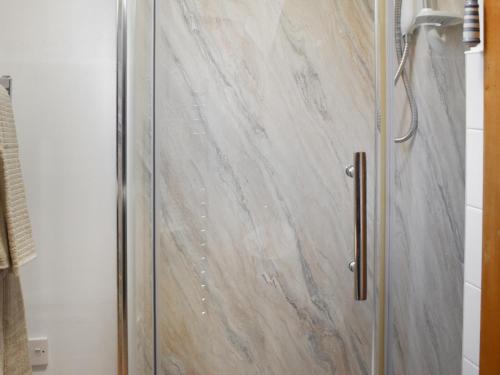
top-left (0, 87), bottom-right (36, 270)
top-left (0, 271), bottom-right (31, 375)
top-left (0, 86), bottom-right (36, 375)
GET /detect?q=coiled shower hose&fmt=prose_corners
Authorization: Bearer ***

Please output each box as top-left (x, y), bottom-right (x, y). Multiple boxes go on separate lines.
top-left (394, 0), bottom-right (418, 143)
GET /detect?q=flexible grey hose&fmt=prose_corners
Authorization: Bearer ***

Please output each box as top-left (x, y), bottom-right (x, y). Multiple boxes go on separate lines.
top-left (394, 34), bottom-right (410, 85)
top-left (394, 0), bottom-right (418, 143)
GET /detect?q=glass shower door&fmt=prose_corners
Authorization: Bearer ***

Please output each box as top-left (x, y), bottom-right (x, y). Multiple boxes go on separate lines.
top-left (154, 1), bottom-right (378, 374)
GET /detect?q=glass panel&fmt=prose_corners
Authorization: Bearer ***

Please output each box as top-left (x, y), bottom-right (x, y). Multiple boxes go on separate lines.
top-left (387, 0), bottom-right (465, 374)
top-left (154, 1), bottom-right (378, 374)
top-left (127, 0), bottom-right (155, 373)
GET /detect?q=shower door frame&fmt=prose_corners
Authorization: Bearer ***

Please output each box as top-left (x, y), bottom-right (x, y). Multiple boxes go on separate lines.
top-left (115, 0), bottom-right (394, 374)
top-left (117, 0), bottom-right (129, 374)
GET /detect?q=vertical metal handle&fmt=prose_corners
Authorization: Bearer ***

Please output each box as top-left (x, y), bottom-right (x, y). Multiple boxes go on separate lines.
top-left (346, 152), bottom-right (367, 301)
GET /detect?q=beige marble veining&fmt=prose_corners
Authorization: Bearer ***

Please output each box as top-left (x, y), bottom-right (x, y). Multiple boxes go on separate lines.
top-left (154, 0), bottom-right (376, 374)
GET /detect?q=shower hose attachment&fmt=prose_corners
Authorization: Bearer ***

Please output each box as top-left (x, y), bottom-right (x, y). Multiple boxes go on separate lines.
top-left (394, 0), bottom-right (418, 143)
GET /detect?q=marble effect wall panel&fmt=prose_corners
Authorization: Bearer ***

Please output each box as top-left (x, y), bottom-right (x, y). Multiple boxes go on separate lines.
top-left (129, 0), bottom-right (154, 373)
top-left (389, 0), bottom-right (466, 374)
top-left (155, 0), bottom-right (376, 374)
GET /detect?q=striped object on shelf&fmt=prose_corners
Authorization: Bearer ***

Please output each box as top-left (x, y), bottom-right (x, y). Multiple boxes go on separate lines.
top-left (463, 0), bottom-right (480, 48)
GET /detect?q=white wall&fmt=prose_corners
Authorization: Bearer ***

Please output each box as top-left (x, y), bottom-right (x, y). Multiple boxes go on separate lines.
top-left (0, 1), bottom-right (117, 374)
top-left (463, 1), bottom-right (484, 374)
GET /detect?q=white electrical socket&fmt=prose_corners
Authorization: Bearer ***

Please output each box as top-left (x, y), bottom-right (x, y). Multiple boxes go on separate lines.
top-left (28, 338), bottom-right (48, 367)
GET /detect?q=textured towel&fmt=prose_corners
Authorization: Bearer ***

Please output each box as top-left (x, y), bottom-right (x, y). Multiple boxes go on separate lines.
top-left (0, 86), bottom-right (35, 374)
top-left (0, 87), bottom-right (36, 270)
top-left (0, 271), bottom-right (31, 375)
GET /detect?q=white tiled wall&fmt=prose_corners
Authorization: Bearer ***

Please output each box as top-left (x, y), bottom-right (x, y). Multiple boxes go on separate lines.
top-left (0, 1), bottom-right (117, 374)
top-left (462, 1), bottom-right (484, 373)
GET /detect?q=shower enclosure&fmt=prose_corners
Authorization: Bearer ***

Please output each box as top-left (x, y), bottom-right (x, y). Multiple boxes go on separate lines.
top-left (122, 0), bottom-right (465, 374)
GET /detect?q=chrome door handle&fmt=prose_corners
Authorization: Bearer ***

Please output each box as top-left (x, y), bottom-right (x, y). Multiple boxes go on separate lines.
top-left (345, 152), bottom-right (367, 301)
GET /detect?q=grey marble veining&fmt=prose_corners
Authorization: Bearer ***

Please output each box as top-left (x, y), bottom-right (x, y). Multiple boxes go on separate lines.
top-left (154, 0), bottom-right (376, 374)
top-left (389, 2), bottom-right (465, 373)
